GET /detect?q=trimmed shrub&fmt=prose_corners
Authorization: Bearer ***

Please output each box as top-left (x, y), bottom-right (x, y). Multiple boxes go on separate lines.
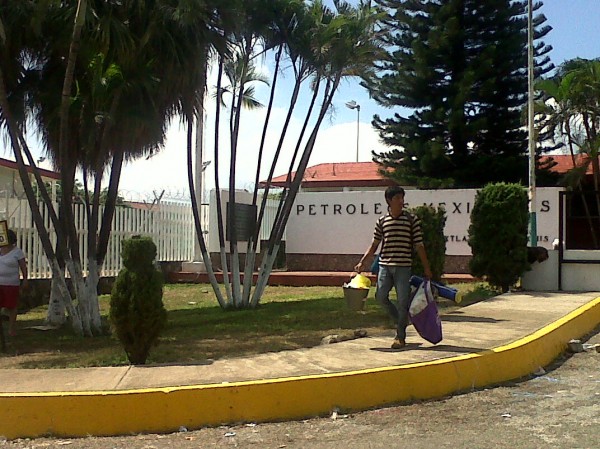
top-left (468, 183), bottom-right (529, 292)
top-left (410, 205), bottom-right (447, 283)
top-left (110, 236), bottom-right (166, 365)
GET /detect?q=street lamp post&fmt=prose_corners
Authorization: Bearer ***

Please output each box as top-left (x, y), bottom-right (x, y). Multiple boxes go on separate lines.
top-left (527, 0), bottom-right (537, 246)
top-left (193, 108), bottom-right (210, 263)
top-left (345, 100), bottom-right (361, 162)
top-left (200, 161), bottom-right (211, 204)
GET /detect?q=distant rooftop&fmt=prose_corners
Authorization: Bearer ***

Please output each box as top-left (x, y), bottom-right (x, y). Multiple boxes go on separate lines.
top-left (541, 154), bottom-right (595, 175)
top-left (261, 155), bottom-right (596, 190)
top-left (261, 162), bottom-right (395, 189)
top-left (0, 157), bottom-right (60, 180)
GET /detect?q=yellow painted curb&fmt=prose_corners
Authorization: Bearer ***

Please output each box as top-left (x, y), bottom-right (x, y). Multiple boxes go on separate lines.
top-left (1, 297), bottom-right (599, 439)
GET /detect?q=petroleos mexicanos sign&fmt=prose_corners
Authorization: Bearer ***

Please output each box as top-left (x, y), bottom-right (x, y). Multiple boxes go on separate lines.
top-left (286, 188), bottom-right (559, 256)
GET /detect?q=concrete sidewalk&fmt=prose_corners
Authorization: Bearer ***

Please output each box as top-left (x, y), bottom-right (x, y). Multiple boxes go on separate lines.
top-left (0, 290), bottom-right (596, 393)
top-left (0, 290), bottom-right (599, 439)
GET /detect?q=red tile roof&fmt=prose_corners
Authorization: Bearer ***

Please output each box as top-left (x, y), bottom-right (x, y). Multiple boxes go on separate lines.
top-left (0, 157), bottom-right (60, 180)
top-left (262, 162), bottom-right (396, 188)
top-left (261, 156), bottom-right (596, 189)
top-left (540, 154), bottom-right (595, 175)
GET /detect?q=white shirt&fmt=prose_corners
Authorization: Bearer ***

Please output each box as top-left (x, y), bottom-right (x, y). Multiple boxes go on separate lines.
top-left (0, 247), bottom-right (26, 286)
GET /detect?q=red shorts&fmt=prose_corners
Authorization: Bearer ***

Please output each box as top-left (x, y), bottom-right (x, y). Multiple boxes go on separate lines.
top-left (0, 285), bottom-right (20, 309)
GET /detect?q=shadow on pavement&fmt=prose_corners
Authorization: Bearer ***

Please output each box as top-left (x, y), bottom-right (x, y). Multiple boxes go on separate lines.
top-left (423, 344), bottom-right (489, 353)
top-left (369, 342), bottom-right (423, 352)
top-left (441, 312), bottom-right (506, 324)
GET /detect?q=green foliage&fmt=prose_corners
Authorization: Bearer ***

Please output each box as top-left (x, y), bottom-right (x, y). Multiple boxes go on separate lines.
top-left (536, 57), bottom-right (600, 248)
top-left (33, 180), bottom-right (126, 205)
top-left (468, 183), bottom-right (529, 292)
top-left (121, 236), bottom-right (158, 271)
top-left (366, 0), bottom-right (554, 188)
top-left (110, 237), bottom-right (166, 365)
top-left (410, 205), bottom-right (447, 283)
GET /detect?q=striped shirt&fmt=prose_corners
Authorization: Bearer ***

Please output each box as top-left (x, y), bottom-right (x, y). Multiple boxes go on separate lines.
top-left (374, 212), bottom-right (423, 267)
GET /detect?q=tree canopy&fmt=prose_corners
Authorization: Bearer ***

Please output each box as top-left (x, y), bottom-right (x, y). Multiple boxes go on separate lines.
top-left (0, 0), bottom-right (231, 334)
top-left (365, 0), bottom-right (554, 188)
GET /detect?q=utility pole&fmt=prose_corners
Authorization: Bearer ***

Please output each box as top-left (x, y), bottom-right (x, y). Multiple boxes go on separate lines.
top-left (345, 100), bottom-right (361, 162)
top-left (527, 0), bottom-right (537, 246)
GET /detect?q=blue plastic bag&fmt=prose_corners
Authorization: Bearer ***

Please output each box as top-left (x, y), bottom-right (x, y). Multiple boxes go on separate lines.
top-left (410, 275), bottom-right (462, 303)
top-left (370, 254), bottom-right (380, 274)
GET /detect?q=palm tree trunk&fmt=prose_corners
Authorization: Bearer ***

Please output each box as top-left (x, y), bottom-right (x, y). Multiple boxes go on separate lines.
top-left (242, 45), bottom-right (283, 307)
top-left (48, 277), bottom-right (67, 326)
top-left (251, 77), bottom-right (319, 306)
top-left (0, 68), bottom-right (83, 335)
top-left (227, 43), bottom-right (253, 308)
top-left (241, 45), bottom-right (284, 306)
top-left (187, 115), bottom-right (227, 308)
top-left (55, 0), bottom-right (95, 335)
top-left (252, 78), bottom-right (303, 254)
top-left (252, 75), bottom-right (341, 305)
top-left (97, 150), bottom-right (123, 264)
top-left (213, 58), bottom-right (233, 307)
top-left (58, 0), bottom-right (87, 169)
top-left (83, 166), bottom-right (103, 334)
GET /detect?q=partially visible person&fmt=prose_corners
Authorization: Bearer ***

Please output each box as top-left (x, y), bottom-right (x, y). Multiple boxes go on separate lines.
top-left (0, 230), bottom-right (28, 337)
top-left (354, 186), bottom-right (432, 350)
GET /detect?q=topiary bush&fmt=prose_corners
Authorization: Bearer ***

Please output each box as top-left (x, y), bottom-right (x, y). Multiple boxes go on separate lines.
top-left (110, 236), bottom-right (166, 365)
top-left (468, 183), bottom-right (529, 292)
top-left (410, 205), bottom-right (447, 283)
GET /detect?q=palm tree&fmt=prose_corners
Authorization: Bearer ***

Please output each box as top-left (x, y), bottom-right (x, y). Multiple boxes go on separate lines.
top-left (1, 0), bottom-right (232, 334)
top-left (0, 0), bottom-right (86, 334)
top-left (538, 58), bottom-right (600, 248)
top-left (252, 0), bottom-right (384, 305)
top-left (188, 0), bottom-right (382, 310)
top-left (200, 0), bottom-right (298, 309)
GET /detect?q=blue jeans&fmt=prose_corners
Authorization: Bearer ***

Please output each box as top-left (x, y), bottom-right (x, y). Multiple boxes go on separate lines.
top-left (376, 265), bottom-right (412, 340)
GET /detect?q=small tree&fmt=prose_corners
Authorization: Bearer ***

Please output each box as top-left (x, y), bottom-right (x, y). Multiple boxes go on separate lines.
top-left (110, 236), bottom-right (166, 365)
top-left (410, 205), bottom-right (447, 283)
top-left (468, 183), bottom-right (529, 292)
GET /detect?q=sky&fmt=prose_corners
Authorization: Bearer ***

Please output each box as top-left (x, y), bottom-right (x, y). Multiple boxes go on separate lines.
top-left (13, 0), bottom-right (600, 202)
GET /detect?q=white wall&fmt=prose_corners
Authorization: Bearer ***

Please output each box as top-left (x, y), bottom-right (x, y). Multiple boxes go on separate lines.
top-left (522, 250), bottom-right (600, 291)
top-left (286, 188), bottom-right (561, 256)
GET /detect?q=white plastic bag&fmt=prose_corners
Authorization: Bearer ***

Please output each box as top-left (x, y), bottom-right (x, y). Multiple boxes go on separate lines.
top-left (409, 280), bottom-right (432, 315)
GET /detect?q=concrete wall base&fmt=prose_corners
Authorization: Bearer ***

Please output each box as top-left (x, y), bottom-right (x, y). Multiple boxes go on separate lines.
top-left (522, 250), bottom-right (600, 291)
top-left (285, 254), bottom-right (472, 274)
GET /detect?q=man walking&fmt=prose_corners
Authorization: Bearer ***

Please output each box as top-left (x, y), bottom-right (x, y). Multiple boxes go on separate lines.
top-left (354, 186), bottom-right (432, 349)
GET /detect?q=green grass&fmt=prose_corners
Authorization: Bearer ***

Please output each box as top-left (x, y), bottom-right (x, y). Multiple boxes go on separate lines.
top-left (1, 282), bottom-right (498, 369)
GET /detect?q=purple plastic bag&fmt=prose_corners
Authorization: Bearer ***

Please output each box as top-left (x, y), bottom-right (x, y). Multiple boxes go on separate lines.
top-left (409, 280), bottom-right (443, 344)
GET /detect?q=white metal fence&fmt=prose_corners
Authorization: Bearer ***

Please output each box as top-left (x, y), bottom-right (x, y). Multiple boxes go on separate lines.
top-left (1, 197), bottom-right (198, 278)
top-left (0, 194), bottom-right (281, 279)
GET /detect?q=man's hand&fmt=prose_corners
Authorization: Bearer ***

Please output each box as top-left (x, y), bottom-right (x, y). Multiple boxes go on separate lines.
top-left (354, 262), bottom-right (364, 272)
top-left (424, 267), bottom-right (433, 279)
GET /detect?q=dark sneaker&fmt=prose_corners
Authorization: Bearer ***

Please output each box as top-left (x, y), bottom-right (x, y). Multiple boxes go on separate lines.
top-left (391, 338), bottom-right (406, 350)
